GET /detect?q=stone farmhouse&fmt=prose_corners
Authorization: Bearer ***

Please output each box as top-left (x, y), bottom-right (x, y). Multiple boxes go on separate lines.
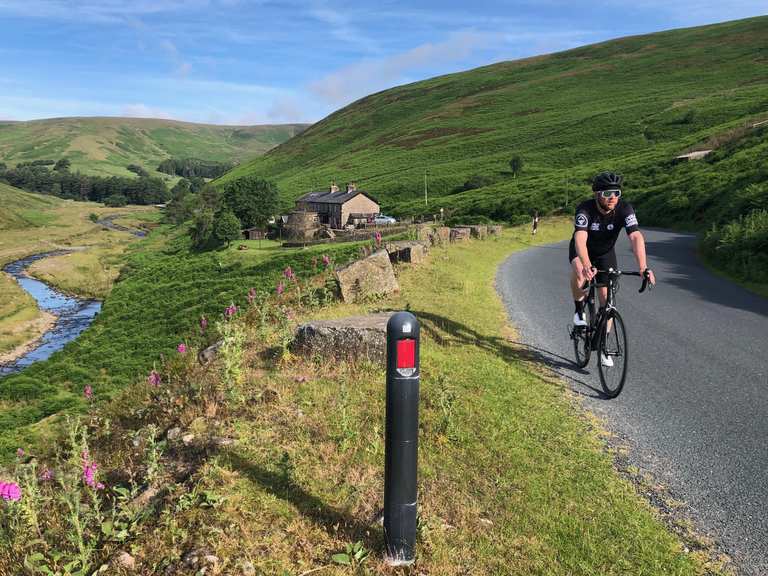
top-left (295, 183), bottom-right (380, 229)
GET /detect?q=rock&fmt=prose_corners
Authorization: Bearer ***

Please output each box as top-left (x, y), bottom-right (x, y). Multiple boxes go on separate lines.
top-left (240, 560), bottom-right (256, 576)
top-left (115, 551), bottom-right (136, 571)
top-left (198, 340), bottom-right (223, 365)
top-left (334, 250), bottom-right (399, 303)
top-left (130, 485), bottom-right (160, 509)
top-left (488, 225), bottom-right (503, 236)
top-left (167, 427), bottom-right (181, 441)
top-left (433, 227), bottom-right (451, 245)
top-left (467, 225), bottom-right (488, 239)
top-left (237, 244), bottom-right (248, 250)
top-left (450, 227), bottom-right (471, 242)
top-left (318, 227), bottom-right (336, 239)
top-left (416, 225), bottom-right (434, 243)
top-left (291, 312), bottom-right (394, 365)
top-left (384, 240), bottom-right (429, 264)
top-left (182, 433), bottom-right (195, 446)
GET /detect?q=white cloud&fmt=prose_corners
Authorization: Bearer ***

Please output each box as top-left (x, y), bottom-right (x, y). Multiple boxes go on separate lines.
top-left (121, 103), bottom-right (176, 119)
top-left (309, 30), bottom-right (496, 106)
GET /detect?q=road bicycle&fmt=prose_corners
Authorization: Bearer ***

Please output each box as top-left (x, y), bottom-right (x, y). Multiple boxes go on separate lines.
top-left (569, 268), bottom-right (652, 398)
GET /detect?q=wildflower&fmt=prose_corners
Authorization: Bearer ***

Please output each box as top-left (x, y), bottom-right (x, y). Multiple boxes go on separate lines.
top-left (39, 468), bottom-right (54, 482)
top-left (96, 482), bottom-right (105, 490)
top-left (200, 315), bottom-right (208, 333)
top-left (322, 254), bottom-right (330, 267)
top-left (177, 343), bottom-right (187, 354)
top-left (225, 304), bottom-right (238, 318)
top-left (374, 231), bottom-right (382, 246)
top-left (276, 282), bottom-right (285, 296)
top-left (82, 453), bottom-right (99, 489)
top-left (16, 448), bottom-right (24, 459)
top-left (248, 287), bottom-right (257, 305)
top-left (84, 385), bottom-right (93, 400)
top-left (283, 266), bottom-right (296, 281)
top-left (147, 370), bottom-right (161, 387)
top-left (0, 482), bottom-right (21, 502)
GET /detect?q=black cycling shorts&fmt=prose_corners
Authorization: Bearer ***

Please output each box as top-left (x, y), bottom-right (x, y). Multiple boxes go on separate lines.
top-left (569, 238), bottom-right (617, 282)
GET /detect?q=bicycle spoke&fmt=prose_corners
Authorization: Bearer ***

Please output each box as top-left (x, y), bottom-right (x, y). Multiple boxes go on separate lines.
top-left (598, 311), bottom-right (628, 398)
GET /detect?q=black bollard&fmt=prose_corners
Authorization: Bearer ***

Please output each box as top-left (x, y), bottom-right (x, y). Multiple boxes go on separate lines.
top-left (384, 311), bottom-right (420, 565)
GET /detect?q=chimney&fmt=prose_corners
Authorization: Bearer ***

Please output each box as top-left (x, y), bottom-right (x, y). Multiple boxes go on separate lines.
top-left (330, 182), bottom-right (339, 193)
top-left (346, 182), bottom-right (357, 193)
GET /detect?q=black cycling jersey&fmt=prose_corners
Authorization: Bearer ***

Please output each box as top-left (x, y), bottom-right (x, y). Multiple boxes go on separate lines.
top-left (569, 198), bottom-right (639, 260)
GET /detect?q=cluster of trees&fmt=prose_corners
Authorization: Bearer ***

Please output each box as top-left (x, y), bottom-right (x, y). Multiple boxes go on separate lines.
top-left (157, 158), bottom-right (235, 179)
top-left (0, 159), bottom-right (168, 206)
top-left (164, 175), bottom-right (279, 249)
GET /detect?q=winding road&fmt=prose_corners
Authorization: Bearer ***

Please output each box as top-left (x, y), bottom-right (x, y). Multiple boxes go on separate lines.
top-left (497, 229), bottom-right (768, 575)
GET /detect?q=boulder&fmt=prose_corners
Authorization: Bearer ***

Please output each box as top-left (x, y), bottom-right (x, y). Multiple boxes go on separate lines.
top-left (198, 340), bottom-right (223, 365)
top-left (291, 313), bottom-right (394, 365)
top-left (468, 225), bottom-right (488, 239)
top-left (334, 250), bottom-right (399, 303)
top-left (384, 240), bottom-right (429, 264)
top-left (450, 227), bottom-right (471, 242)
top-left (434, 227), bottom-right (451, 245)
top-left (417, 225), bottom-right (434, 243)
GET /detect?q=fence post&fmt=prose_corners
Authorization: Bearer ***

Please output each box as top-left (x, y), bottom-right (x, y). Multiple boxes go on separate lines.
top-left (384, 311), bottom-right (420, 565)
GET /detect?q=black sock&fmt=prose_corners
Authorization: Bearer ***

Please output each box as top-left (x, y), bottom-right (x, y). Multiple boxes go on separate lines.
top-left (574, 300), bottom-right (585, 314)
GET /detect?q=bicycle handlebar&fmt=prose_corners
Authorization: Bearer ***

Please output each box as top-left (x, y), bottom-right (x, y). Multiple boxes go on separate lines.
top-left (580, 268), bottom-right (654, 293)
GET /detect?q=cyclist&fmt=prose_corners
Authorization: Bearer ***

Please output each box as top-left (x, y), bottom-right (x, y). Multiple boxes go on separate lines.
top-left (570, 172), bottom-right (656, 362)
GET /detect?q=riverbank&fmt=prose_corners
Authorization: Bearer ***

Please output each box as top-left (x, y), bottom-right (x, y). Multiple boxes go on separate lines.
top-left (0, 310), bottom-right (56, 365)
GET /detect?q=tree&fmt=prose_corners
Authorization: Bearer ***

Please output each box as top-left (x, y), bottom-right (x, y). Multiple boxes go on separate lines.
top-left (127, 164), bottom-right (149, 178)
top-left (215, 210), bottom-right (242, 247)
top-left (54, 158), bottom-right (71, 172)
top-left (509, 155), bottom-right (524, 178)
top-left (222, 176), bottom-right (278, 229)
top-left (104, 194), bottom-right (127, 207)
top-left (190, 208), bottom-right (215, 249)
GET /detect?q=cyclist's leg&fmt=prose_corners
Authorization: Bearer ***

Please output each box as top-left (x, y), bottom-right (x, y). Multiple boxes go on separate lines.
top-left (594, 249), bottom-right (618, 329)
top-left (569, 239), bottom-right (587, 300)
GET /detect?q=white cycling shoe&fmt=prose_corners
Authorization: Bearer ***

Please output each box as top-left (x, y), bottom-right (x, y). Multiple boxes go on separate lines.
top-left (573, 312), bottom-right (587, 327)
top-left (600, 353), bottom-right (614, 367)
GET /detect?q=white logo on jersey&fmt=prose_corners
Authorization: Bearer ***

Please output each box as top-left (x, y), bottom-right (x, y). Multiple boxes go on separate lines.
top-left (590, 222), bottom-right (600, 231)
top-left (607, 224), bottom-right (614, 230)
top-left (576, 214), bottom-right (588, 228)
top-left (625, 214), bottom-right (638, 227)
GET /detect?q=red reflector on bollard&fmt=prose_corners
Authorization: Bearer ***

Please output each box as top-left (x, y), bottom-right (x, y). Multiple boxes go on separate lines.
top-left (397, 339), bottom-right (415, 369)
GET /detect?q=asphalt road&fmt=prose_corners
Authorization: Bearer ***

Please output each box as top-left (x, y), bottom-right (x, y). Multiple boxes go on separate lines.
top-left (497, 229), bottom-right (768, 575)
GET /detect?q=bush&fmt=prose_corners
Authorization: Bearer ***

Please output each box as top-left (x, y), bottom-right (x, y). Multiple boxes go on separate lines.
top-left (703, 209), bottom-right (768, 283)
top-left (103, 195), bottom-right (127, 207)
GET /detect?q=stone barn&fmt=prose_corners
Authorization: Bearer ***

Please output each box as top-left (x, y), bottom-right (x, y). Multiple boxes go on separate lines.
top-left (295, 183), bottom-right (380, 229)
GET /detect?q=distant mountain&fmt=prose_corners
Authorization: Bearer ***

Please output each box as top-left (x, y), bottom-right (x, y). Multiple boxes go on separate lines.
top-left (219, 16), bottom-right (768, 229)
top-left (0, 117), bottom-right (308, 178)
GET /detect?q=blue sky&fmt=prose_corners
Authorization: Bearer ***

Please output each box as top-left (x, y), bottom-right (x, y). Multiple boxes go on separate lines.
top-left (0, 1), bottom-right (765, 125)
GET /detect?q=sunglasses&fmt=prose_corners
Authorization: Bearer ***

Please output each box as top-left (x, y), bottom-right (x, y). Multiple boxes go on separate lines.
top-left (598, 189), bottom-right (621, 198)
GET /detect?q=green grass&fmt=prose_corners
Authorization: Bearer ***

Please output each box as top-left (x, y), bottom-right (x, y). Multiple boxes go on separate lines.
top-left (0, 225), bottom-right (367, 460)
top-left (0, 117), bottom-right (307, 179)
top-left (18, 220), bottom-right (720, 574)
top-left (219, 16), bottom-right (768, 239)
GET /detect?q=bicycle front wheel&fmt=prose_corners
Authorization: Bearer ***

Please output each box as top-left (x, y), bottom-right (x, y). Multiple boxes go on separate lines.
top-left (598, 310), bottom-right (628, 398)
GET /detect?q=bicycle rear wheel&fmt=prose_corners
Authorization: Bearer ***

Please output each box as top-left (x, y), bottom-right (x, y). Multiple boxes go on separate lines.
top-left (572, 304), bottom-right (592, 368)
top-left (597, 310), bottom-right (628, 398)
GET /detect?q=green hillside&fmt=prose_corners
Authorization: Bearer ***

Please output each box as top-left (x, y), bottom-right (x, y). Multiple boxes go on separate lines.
top-left (221, 16), bottom-right (768, 232)
top-left (0, 117), bottom-right (307, 178)
top-left (0, 182), bottom-right (62, 230)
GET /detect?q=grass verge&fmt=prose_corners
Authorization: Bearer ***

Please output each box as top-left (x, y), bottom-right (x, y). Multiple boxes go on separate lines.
top-left (1, 220), bottom-right (727, 574)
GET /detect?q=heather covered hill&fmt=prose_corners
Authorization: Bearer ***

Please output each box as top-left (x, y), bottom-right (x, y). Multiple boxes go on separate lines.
top-left (0, 117), bottom-right (307, 178)
top-left (220, 16), bottom-right (768, 231)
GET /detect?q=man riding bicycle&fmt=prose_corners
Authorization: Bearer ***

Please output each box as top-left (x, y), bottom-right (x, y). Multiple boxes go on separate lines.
top-left (570, 172), bottom-right (656, 359)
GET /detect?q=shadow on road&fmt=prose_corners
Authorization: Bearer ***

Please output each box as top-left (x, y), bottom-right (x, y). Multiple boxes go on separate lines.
top-left (643, 233), bottom-right (768, 319)
top-left (412, 310), bottom-right (612, 400)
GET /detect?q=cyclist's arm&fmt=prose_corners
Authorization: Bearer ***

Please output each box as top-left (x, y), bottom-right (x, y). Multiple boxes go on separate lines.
top-left (628, 230), bottom-right (656, 284)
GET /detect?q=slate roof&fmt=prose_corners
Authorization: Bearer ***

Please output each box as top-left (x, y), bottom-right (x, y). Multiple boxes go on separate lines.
top-left (296, 189), bottom-right (379, 206)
